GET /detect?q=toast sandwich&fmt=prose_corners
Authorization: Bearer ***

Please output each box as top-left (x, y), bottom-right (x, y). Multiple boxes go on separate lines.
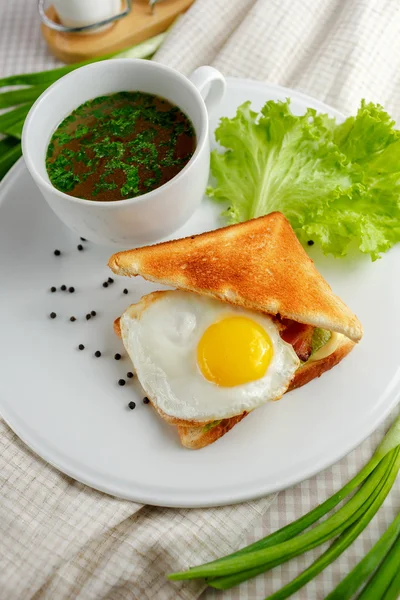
top-left (109, 212), bottom-right (362, 449)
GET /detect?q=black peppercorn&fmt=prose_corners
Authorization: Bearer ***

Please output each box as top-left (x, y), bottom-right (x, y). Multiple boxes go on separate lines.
top-left (108, 277), bottom-right (114, 284)
top-left (118, 379), bottom-right (126, 386)
top-left (77, 244), bottom-right (83, 251)
top-left (94, 350), bottom-right (101, 357)
top-left (50, 286), bottom-right (56, 293)
top-left (307, 240), bottom-right (314, 246)
top-left (78, 344), bottom-right (84, 350)
top-left (128, 401), bottom-right (136, 410)
top-left (80, 237), bottom-right (87, 242)
top-left (50, 312), bottom-right (56, 319)
top-left (123, 288), bottom-right (128, 294)
top-left (70, 316), bottom-right (76, 322)
top-left (103, 282), bottom-right (108, 288)
top-left (68, 286), bottom-right (75, 293)
top-left (60, 285), bottom-right (67, 291)
top-left (114, 353), bottom-right (121, 360)
top-left (143, 397), bottom-right (150, 404)
top-left (54, 249), bottom-right (61, 256)
top-left (86, 313), bottom-right (91, 320)
top-left (127, 372), bottom-right (133, 378)
top-left (91, 310), bottom-right (96, 317)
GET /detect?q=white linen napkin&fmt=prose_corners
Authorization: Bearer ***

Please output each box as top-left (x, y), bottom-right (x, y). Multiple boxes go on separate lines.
top-left (155, 0), bottom-right (400, 120)
top-left (0, 419), bottom-right (272, 599)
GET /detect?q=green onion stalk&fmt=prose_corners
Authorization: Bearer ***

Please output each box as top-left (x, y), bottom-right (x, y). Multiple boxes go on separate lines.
top-left (168, 415), bottom-right (400, 597)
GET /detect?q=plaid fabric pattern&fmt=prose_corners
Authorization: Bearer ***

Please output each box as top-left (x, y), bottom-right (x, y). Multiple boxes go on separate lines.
top-left (1, 1), bottom-right (399, 598)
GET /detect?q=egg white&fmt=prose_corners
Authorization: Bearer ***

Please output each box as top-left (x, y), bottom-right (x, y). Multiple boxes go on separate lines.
top-left (120, 291), bottom-right (300, 422)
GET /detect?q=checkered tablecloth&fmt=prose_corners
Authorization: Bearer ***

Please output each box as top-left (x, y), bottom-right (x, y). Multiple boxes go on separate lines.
top-left (1, 1), bottom-right (399, 599)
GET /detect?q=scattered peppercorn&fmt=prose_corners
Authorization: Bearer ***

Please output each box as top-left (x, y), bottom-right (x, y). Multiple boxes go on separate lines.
top-left (86, 313), bottom-right (91, 320)
top-left (103, 282), bottom-right (109, 288)
top-left (143, 397), bottom-right (150, 404)
top-left (90, 310), bottom-right (96, 317)
top-left (78, 344), bottom-right (84, 350)
top-left (128, 401), bottom-right (136, 410)
top-left (50, 312), bottom-right (57, 319)
top-left (68, 286), bottom-right (75, 293)
top-left (94, 350), bottom-right (101, 357)
top-left (60, 285), bottom-right (67, 291)
top-left (50, 286), bottom-right (56, 293)
top-left (123, 288), bottom-right (128, 294)
top-left (127, 372), bottom-right (134, 378)
top-left (114, 353), bottom-right (121, 360)
top-left (108, 277), bottom-right (114, 284)
top-left (77, 244), bottom-right (83, 251)
top-left (307, 240), bottom-right (314, 246)
top-left (118, 379), bottom-right (126, 386)
top-left (70, 316), bottom-right (76, 322)
top-left (80, 237), bottom-right (87, 242)
top-left (54, 249), bottom-right (61, 256)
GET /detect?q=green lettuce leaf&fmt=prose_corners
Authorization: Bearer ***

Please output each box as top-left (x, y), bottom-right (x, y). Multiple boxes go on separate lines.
top-left (208, 99), bottom-right (400, 260)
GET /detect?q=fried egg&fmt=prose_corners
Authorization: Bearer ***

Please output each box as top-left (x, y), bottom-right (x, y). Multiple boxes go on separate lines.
top-left (120, 291), bottom-right (300, 422)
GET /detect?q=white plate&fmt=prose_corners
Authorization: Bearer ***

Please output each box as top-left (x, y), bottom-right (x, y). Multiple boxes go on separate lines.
top-left (1, 79), bottom-right (399, 508)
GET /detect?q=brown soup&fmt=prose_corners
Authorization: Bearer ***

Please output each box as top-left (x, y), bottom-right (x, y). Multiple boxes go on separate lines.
top-left (46, 91), bottom-right (196, 202)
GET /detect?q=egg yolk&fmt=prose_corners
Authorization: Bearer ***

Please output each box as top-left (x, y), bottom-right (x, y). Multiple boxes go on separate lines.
top-left (197, 316), bottom-right (273, 387)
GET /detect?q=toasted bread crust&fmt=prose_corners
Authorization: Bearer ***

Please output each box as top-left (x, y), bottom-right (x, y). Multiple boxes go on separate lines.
top-left (113, 317), bottom-right (122, 338)
top-left (152, 401), bottom-right (214, 427)
top-left (108, 213), bottom-right (363, 342)
top-left (177, 413), bottom-right (248, 449)
top-left (288, 336), bottom-right (355, 391)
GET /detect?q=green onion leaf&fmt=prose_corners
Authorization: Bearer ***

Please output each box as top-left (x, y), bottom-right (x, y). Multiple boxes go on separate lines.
top-left (0, 84), bottom-right (48, 109)
top-left (382, 563), bottom-right (400, 600)
top-left (0, 104), bottom-right (32, 134)
top-left (0, 139), bottom-right (22, 180)
top-left (3, 119), bottom-right (25, 139)
top-left (168, 452), bottom-right (392, 581)
top-left (0, 31), bottom-right (167, 89)
top-left (375, 414), bottom-right (400, 462)
top-left (357, 533), bottom-right (400, 600)
top-left (167, 415), bottom-right (400, 585)
top-left (208, 450), bottom-right (398, 591)
top-left (326, 510), bottom-right (400, 600)
top-left (0, 60), bottom-right (105, 87)
top-left (263, 448), bottom-right (400, 600)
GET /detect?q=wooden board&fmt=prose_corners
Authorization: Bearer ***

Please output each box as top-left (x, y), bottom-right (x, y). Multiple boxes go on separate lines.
top-left (41, 0), bottom-right (194, 64)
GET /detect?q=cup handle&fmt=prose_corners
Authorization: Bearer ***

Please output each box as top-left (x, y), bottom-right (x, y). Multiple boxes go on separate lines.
top-left (188, 66), bottom-right (226, 114)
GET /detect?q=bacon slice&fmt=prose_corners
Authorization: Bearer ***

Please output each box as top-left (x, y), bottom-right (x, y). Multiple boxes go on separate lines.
top-left (279, 319), bottom-right (315, 361)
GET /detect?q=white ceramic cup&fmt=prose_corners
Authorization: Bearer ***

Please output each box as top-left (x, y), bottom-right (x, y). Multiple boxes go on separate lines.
top-left (22, 59), bottom-right (226, 247)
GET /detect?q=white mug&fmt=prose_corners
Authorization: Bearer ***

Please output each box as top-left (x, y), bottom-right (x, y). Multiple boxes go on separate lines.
top-left (22, 59), bottom-right (226, 247)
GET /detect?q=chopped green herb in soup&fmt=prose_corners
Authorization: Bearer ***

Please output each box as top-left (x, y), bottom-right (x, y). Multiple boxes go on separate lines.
top-left (46, 91), bottom-right (196, 201)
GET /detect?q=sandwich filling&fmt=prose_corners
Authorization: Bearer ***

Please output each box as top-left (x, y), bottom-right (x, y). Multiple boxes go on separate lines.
top-left (278, 320), bottom-right (340, 364)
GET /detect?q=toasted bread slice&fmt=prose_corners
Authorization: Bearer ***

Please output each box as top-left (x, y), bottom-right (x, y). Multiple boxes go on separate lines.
top-left (108, 212), bottom-right (363, 342)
